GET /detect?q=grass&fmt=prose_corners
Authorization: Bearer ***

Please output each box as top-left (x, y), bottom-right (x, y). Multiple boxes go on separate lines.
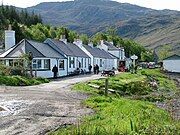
top-left (0, 75), bottom-right (49, 86)
top-left (51, 95), bottom-right (179, 135)
top-left (50, 69), bottom-right (180, 135)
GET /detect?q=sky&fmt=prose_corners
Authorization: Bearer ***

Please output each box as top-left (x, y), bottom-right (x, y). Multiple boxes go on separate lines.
top-left (1, 0), bottom-right (180, 11)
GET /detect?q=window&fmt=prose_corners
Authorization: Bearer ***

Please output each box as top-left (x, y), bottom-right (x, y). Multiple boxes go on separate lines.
top-left (33, 60), bottom-right (37, 69)
top-left (37, 60), bottom-right (42, 69)
top-left (69, 57), bottom-right (75, 68)
top-left (85, 58), bottom-right (86, 68)
top-left (32, 59), bottom-right (42, 69)
top-left (88, 58), bottom-right (90, 65)
top-left (59, 60), bottom-right (64, 70)
top-left (81, 58), bottom-right (83, 68)
top-left (69, 57), bottom-right (71, 68)
top-left (100, 59), bottom-right (103, 67)
top-left (44, 59), bottom-right (50, 69)
top-left (9, 60), bottom-right (13, 66)
top-left (73, 57), bottom-right (75, 68)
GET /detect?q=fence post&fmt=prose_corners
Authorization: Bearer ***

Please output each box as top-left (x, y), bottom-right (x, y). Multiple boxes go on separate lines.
top-left (105, 78), bottom-right (108, 96)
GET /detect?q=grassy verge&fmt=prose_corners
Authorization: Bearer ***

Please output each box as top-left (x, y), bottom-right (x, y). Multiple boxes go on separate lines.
top-left (50, 69), bottom-right (179, 135)
top-left (0, 75), bottom-right (49, 86)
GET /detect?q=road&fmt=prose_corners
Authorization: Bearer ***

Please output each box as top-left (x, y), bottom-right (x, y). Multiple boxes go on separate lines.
top-left (0, 74), bottom-right (104, 135)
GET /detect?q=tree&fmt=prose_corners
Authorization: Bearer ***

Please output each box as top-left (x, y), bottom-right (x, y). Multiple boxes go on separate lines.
top-left (49, 27), bottom-right (56, 39)
top-left (12, 21), bottom-right (25, 43)
top-left (158, 45), bottom-right (172, 61)
top-left (141, 50), bottom-right (154, 62)
top-left (80, 34), bottom-right (89, 45)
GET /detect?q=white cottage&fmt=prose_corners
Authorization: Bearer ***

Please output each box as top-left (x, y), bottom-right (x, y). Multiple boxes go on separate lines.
top-left (163, 54), bottom-right (180, 73)
top-left (44, 38), bottom-right (90, 74)
top-left (0, 39), bottom-right (67, 78)
top-left (74, 40), bottom-right (117, 71)
top-left (98, 40), bottom-right (125, 69)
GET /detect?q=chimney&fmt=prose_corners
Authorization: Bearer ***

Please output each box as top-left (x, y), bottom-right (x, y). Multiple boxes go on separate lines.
top-left (88, 42), bottom-right (93, 48)
top-left (100, 40), bottom-right (104, 45)
top-left (73, 39), bottom-right (83, 48)
top-left (60, 35), bottom-right (67, 44)
top-left (5, 25), bottom-right (15, 51)
top-left (110, 41), bottom-right (114, 45)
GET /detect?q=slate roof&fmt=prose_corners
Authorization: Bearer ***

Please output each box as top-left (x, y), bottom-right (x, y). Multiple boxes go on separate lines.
top-left (83, 45), bottom-right (116, 59)
top-left (45, 39), bottom-right (90, 58)
top-left (163, 54), bottom-right (180, 60)
top-left (103, 41), bottom-right (119, 50)
top-left (27, 40), bottom-right (65, 58)
top-left (0, 39), bottom-right (65, 59)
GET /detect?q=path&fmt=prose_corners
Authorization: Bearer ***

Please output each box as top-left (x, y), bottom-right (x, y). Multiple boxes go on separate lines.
top-left (0, 74), bottom-right (104, 135)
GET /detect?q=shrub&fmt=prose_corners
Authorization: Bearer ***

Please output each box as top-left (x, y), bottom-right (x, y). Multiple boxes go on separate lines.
top-left (125, 80), bottom-right (151, 95)
top-left (0, 75), bottom-right (49, 86)
top-left (0, 64), bottom-right (11, 75)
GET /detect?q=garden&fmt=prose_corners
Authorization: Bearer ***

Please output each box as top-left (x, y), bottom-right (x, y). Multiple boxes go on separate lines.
top-left (0, 62), bottom-right (49, 86)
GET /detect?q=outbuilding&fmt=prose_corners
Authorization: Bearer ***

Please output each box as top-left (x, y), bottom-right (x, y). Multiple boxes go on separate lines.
top-left (163, 54), bottom-right (180, 73)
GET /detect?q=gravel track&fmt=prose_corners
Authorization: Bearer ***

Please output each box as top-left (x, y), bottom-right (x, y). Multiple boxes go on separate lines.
top-left (0, 75), bottom-right (104, 135)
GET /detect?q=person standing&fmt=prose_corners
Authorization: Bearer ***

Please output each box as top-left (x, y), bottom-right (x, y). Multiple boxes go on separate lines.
top-left (52, 65), bottom-right (58, 78)
top-left (96, 64), bottom-right (99, 74)
top-left (88, 64), bottom-right (92, 73)
top-left (93, 65), bottom-right (96, 74)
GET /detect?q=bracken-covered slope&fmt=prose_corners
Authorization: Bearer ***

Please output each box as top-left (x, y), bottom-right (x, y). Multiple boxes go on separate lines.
top-left (27, 0), bottom-right (180, 53)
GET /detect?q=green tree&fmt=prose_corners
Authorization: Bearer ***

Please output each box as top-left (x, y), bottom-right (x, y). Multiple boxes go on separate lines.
top-left (158, 45), bottom-right (172, 61)
top-left (80, 34), bottom-right (89, 45)
top-left (141, 50), bottom-right (154, 62)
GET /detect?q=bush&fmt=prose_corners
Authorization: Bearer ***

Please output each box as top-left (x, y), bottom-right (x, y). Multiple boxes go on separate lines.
top-left (0, 75), bottom-right (49, 86)
top-left (0, 64), bottom-right (11, 75)
top-left (125, 80), bottom-right (151, 95)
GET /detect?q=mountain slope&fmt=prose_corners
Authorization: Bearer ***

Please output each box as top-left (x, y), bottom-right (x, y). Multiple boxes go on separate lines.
top-left (27, 0), bottom-right (180, 53)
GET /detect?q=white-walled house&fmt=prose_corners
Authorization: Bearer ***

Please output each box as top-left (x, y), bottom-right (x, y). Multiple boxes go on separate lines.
top-left (44, 38), bottom-right (90, 74)
top-left (0, 29), bottom-right (127, 78)
top-left (0, 39), bottom-right (67, 78)
top-left (74, 40), bottom-right (117, 71)
top-left (163, 54), bottom-right (180, 73)
top-left (98, 40), bottom-right (125, 69)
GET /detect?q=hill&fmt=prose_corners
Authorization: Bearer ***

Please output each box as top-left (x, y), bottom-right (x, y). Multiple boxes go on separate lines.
top-left (25, 0), bottom-right (180, 53)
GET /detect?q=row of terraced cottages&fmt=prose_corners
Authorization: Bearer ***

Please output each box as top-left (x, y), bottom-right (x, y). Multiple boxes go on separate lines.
top-left (0, 30), bottom-right (125, 78)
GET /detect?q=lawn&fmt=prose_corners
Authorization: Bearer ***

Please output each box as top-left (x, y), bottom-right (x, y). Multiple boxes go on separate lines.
top-left (50, 69), bottom-right (180, 135)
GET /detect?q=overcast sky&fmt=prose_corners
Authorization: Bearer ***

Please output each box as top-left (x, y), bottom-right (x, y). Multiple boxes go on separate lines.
top-left (2, 0), bottom-right (180, 11)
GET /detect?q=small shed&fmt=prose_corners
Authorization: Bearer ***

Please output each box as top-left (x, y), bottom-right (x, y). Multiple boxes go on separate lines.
top-left (163, 54), bottom-right (180, 73)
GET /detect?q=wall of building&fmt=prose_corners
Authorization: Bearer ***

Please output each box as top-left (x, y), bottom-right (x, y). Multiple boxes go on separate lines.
top-left (67, 56), bottom-right (90, 74)
top-left (108, 50), bottom-right (125, 61)
top-left (1, 58), bottom-right (68, 78)
top-left (31, 58), bottom-right (68, 78)
top-left (163, 59), bottom-right (180, 73)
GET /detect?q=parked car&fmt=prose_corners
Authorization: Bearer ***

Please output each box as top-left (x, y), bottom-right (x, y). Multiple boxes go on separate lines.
top-left (101, 70), bottom-right (115, 76)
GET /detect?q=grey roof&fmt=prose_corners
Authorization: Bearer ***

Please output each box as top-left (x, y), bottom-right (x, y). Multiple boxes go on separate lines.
top-left (45, 39), bottom-right (90, 58)
top-left (0, 39), bottom-right (65, 59)
top-left (27, 40), bottom-right (65, 58)
top-left (163, 54), bottom-right (180, 60)
top-left (104, 41), bottom-right (119, 50)
top-left (83, 45), bottom-right (116, 59)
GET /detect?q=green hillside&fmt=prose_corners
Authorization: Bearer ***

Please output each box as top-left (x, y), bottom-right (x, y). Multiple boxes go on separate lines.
top-left (27, 0), bottom-right (180, 54)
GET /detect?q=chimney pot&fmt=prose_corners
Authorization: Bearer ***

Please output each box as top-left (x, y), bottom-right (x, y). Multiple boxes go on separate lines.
top-left (60, 35), bottom-right (67, 44)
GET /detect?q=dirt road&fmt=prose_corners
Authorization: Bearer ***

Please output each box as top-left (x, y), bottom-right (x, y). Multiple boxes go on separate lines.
top-left (0, 74), bottom-right (104, 135)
